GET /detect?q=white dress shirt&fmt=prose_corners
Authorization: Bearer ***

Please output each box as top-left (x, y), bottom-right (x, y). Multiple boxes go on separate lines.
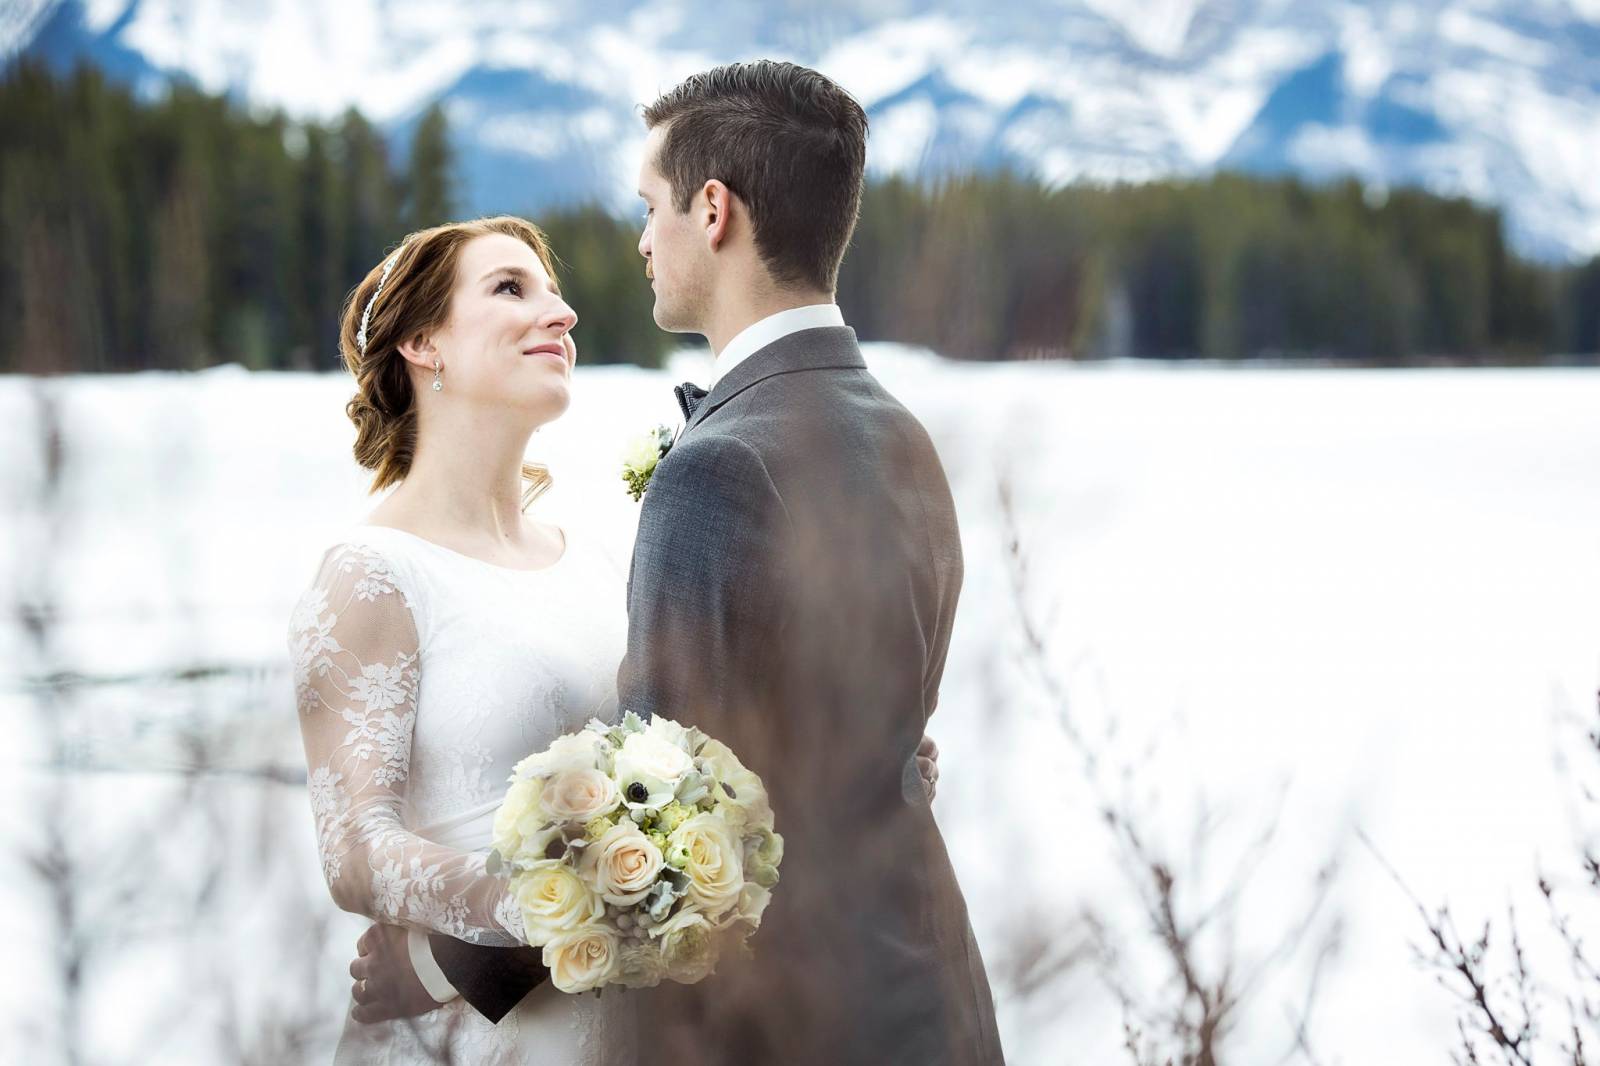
top-left (709, 303), bottom-right (846, 388)
top-left (408, 930), bottom-right (461, 1002)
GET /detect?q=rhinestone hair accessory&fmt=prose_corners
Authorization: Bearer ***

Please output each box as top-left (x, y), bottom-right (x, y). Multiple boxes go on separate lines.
top-left (355, 245), bottom-right (405, 355)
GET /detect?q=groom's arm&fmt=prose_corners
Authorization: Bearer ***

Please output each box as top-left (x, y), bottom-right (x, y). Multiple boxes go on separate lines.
top-left (347, 925), bottom-right (548, 1025)
top-left (426, 935), bottom-right (549, 1023)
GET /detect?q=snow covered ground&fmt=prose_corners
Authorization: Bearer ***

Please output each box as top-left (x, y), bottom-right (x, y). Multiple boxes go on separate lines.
top-left (2, 348), bottom-right (1597, 1063)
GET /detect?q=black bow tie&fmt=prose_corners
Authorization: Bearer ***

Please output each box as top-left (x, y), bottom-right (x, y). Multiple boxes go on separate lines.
top-left (675, 382), bottom-right (710, 421)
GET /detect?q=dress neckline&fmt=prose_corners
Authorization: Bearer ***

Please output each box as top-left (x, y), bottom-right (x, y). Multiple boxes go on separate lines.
top-left (352, 523), bottom-right (571, 575)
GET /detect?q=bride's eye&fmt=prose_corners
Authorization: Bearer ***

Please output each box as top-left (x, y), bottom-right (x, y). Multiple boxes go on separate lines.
top-left (495, 278), bottom-right (523, 297)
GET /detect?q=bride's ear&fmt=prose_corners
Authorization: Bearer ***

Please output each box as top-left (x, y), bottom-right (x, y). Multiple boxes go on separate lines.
top-left (396, 333), bottom-right (437, 371)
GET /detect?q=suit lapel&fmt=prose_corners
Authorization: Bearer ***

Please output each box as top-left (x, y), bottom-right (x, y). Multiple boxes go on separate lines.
top-left (682, 326), bottom-right (866, 436)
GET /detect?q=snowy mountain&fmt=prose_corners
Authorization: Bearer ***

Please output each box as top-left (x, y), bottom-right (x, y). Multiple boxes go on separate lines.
top-left (7, 0), bottom-right (1600, 261)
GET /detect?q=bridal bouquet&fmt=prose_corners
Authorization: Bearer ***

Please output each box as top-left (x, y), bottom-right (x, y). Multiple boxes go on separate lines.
top-left (489, 712), bottom-right (783, 993)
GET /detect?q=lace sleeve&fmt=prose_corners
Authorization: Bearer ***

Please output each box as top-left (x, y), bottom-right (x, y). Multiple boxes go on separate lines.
top-left (287, 543), bottom-right (525, 946)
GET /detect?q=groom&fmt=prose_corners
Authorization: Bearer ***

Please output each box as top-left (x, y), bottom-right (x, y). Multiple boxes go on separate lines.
top-left (350, 60), bottom-right (1002, 1064)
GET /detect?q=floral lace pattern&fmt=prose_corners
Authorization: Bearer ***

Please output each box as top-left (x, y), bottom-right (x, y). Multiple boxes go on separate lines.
top-left (288, 543), bottom-right (523, 947)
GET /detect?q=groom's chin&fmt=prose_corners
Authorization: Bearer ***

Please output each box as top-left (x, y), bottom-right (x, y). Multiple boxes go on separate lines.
top-left (651, 305), bottom-right (696, 335)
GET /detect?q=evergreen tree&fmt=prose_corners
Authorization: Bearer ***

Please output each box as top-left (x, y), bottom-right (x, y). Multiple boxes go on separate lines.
top-left (0, 59), bottom-right (1592, 372)
top-left (1566, 256), bottom-right (1600, 357)
top-left (405, 102), bottom-right (454, 231)
top-left (538, 207), bottom-right (674, 368)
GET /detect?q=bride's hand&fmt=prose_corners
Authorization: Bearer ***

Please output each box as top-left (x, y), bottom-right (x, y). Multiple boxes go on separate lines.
top-left (350, 923), bottom-right (444, 1024)
top-left (916, 734), bottom-right (940, 802)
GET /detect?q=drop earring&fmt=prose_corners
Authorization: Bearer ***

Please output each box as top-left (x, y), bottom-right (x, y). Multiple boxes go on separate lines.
top-left (432, 359), bottom-right (442, 392)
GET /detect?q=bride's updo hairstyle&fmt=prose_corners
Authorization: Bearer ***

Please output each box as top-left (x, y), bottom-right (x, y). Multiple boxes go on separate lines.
top-left (337, 215), bottom-right (560, 509)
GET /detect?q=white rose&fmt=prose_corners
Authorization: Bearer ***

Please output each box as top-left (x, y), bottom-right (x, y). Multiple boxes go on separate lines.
top-left (729, 882), bottom-right (771, 929)
top-left (644, 715), bottom-right (697, 754)
top-left (615, 731), bottom-right (693, 809)
top-left (541, 924), bottom-right (621, 993)
top-left (654, 906), bottom-right (718, 984)
top-left (579, 820), bottom-right (664, 906)
top-left (667, 812), bottom-right (743, 919)
top-left (493, 777), bottom-right (558, 869)
top-left (613, 941), bottom-right (668, 989)
top-left (698, 739), bottom-right (773, 831)
top-left (540, 767), bottom-right (621, 824)
top-left (713, 882), bottom-right (772, 962)
top-left (514, 860), bottom-right (605, 944)
top-left (622, 429), bottom-right (664, 472)
top-left (514, 731), bottom-right (607, 780)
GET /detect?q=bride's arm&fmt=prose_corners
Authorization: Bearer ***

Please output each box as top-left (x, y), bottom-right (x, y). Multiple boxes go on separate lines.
top-left (288, 544), bottom-right (524, 947)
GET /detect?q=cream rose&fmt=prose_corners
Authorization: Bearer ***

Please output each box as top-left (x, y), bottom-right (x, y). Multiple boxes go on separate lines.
top-left (698, 739), bottom-right (773, 831)
top-left (513, 859), bottom-right (605, 944)
top-left (668, 812), bottom-right (743, 918)
top-left (541, 924), bottom-right (620, 993)
top-left (579, 820), bottom-right (665, 906)
top-left (654, 906), bottom-right (718, 984)
top-left (540, 767), bottom-right (621, 824)
top-left (615, 731), bottom-right (693, 809)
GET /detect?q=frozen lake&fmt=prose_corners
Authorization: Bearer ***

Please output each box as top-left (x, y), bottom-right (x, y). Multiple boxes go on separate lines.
top-left (3, 350), bottom-right (1598, 1063)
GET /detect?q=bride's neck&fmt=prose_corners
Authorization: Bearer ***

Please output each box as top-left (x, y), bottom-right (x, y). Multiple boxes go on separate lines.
top-left (384, 422), bottom-right (537, 543)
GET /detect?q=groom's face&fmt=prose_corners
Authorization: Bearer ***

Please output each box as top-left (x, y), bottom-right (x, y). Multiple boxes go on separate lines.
top-left (637, 126), bottom-right (711, 334)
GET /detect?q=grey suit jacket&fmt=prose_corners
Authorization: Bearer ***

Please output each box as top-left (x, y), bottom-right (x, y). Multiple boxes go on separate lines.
top-left (617, 325), bottom-right (1003, 1066)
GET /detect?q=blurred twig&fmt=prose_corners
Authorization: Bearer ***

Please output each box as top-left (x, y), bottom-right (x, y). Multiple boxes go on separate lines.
top-left (998, 467), bottom-right (1340, 1065)
top-left (1368, 688), bottom-right (1600, 1064)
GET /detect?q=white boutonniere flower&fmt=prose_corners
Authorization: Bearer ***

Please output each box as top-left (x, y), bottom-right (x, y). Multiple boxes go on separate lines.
top-left (621, 425), bottom-right (674, 502)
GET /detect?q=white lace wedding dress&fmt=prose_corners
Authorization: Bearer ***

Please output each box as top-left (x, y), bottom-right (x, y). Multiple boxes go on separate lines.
top-left (287, 522), bottom-right (639, 1065)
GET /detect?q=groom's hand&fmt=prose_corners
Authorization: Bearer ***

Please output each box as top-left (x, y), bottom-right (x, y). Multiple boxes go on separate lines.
top-left (349, 923), bottom-right (441, 1024)
top-left (916, 734), bottom-right (940, 802)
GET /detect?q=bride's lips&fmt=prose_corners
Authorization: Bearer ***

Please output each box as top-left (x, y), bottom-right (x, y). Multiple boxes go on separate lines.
top-left (523, 342), bottom-right (569, 368)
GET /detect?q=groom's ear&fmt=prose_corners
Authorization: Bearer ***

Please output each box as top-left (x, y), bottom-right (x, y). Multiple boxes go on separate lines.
top-left (699, 179), bottom-right (735, 252)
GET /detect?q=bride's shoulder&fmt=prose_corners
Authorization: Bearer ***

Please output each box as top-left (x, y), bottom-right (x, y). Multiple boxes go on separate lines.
top-left (286, 531), bottom-right (436, 658)
top-left (295, 527), bottom-right (426, 605)
top-left (310, 524), bottom-right (410, 564)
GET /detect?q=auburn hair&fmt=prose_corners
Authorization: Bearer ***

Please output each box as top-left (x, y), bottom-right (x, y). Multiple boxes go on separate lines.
top-left (337, 216), bottom-right (560, 508)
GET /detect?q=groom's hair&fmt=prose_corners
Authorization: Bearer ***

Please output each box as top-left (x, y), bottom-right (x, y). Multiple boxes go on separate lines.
top-left (643, 60), bottom-right (868, 293)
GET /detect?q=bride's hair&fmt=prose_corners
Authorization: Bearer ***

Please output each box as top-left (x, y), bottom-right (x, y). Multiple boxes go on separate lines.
top-left (337, 216), bottom-right (558, 509)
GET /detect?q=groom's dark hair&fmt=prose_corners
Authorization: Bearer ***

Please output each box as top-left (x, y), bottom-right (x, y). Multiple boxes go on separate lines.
top-left (643, 60), bottom-right (868, 293)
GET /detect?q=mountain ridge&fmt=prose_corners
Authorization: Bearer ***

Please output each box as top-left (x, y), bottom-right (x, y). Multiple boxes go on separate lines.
top-left (10, 0), bottom-right (1599, 261)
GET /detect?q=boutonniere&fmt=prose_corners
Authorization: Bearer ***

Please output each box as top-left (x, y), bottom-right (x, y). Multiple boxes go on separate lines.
top-left (621, 424), bottom-right (675, 502)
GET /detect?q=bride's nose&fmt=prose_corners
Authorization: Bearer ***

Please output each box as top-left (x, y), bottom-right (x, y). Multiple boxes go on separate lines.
top-left (538, 297), bottom-right (578, 336)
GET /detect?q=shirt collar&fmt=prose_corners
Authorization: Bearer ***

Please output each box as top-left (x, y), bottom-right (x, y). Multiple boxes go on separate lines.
top-left (709, 304), bottom-right (846, 388)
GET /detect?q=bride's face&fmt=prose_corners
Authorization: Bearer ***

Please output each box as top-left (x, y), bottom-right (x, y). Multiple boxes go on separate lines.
top-left (425, 233), bottom-right (578, 419)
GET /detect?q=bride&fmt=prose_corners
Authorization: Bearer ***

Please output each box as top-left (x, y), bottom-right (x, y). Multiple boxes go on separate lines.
top-left (286, 216), bottom-right (638, 1063)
